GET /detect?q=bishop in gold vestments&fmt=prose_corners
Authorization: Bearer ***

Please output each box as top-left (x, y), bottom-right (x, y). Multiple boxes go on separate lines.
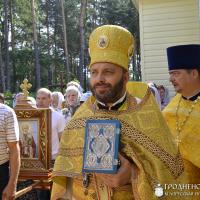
top-left (51, 25), bottom-right (187, 200)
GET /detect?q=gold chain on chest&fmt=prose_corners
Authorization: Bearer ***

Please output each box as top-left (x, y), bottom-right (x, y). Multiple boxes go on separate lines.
top-left (175, 96), bottom-right (200, 146)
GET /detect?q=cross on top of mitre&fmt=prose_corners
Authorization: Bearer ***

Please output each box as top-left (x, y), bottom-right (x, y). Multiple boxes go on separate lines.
top-left (20, 79), bottom-right (32, 99)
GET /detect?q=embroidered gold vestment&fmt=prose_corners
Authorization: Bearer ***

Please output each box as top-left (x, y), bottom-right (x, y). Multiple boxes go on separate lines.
top-left (51, 82), bottom-right (187, 200)
top-left (163, 94), bottom-right (200, 192)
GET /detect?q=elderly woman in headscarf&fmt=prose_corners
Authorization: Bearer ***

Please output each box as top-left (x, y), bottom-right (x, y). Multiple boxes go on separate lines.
top-left (66, 81), bottom-right (83, 97)
top-left (51, 91), bottom-right (65, 113)
top-left (62, 84), bottom-right (81, 124)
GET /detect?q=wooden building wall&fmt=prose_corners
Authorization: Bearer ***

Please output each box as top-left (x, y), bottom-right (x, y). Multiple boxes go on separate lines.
top-left (137, 0), bottom-right (200, 97)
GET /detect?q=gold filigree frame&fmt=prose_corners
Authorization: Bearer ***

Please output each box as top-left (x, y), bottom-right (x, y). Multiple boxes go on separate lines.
top-left (15, 108), bottom-right (52, 180)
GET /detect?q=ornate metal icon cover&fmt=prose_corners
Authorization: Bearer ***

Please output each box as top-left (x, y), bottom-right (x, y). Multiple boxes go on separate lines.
top-left (82, 119), bottom-right (120, 174)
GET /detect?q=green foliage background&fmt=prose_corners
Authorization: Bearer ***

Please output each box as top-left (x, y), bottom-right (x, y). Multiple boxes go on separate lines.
top-left (0, 0), bottom-right (140, 94)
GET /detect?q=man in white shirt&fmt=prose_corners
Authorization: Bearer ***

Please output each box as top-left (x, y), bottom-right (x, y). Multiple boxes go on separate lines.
top-left (36, 88), bottom-right (66, 199)
top-left (36, 88), bottom-right (65, 159)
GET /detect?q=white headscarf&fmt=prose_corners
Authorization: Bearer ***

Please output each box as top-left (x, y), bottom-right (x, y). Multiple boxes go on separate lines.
top-left (66, 81), bottom-right (83, 97)
top-left (80, 91), bottom-right (92, 102)
top-left (52, 91), bottom-right (64, 111)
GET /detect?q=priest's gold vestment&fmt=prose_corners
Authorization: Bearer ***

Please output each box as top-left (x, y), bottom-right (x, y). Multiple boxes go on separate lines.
top-left (163, 94), bottom-right (200, 200)
top-left (51, 82), bottom-right (187, 200)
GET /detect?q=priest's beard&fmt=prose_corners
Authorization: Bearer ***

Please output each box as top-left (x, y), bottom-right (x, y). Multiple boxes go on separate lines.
top-left (90, 75), bottom-right (125, 105)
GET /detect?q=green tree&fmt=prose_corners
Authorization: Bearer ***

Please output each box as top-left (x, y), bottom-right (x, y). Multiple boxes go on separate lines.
top-left (32, 0), bottom-right (41, 89)
top-left (78, 0), bottom-right (87, 88)
top-left (3, 0), bottom-right (11, 90)
top-left (0, 0), bottom-right (140, 92)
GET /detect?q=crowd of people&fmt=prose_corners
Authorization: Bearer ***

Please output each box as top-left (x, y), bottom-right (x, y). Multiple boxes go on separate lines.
top-left (0, 24), bottom-right (199, 200)
top-left (0, 81), bottom-right (92, 200)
